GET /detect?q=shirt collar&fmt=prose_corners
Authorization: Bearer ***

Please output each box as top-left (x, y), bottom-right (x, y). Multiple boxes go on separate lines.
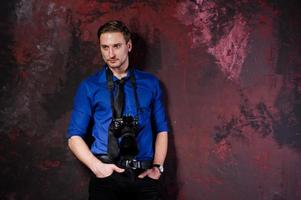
top-left (110, 67), bottom-right (131, 82)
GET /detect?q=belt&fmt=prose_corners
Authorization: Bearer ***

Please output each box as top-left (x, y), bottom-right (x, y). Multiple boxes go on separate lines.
top-left (119, 159), bottom-right (152, 170)
top-left (95, 154), bottom-right (152, 170)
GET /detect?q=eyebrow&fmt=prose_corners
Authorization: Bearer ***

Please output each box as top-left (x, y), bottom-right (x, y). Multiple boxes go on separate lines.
top-left (113, 43), bottom-right (122, 47)
top-left (101, 42), bottom-right (123, 47)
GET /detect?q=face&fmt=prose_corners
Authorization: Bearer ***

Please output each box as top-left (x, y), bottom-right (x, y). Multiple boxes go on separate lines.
top-left (99, 32), bottom-right (132, 70)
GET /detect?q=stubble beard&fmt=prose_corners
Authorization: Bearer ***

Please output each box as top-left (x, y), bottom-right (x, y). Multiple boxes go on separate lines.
top-left (107, 56), bottom-right (129, 73)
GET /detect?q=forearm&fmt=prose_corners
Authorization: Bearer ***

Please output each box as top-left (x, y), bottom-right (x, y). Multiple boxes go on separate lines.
top-left (152, 131), bottom-right (168, 165)
top-left (68, 135), bottom-right (100, 170)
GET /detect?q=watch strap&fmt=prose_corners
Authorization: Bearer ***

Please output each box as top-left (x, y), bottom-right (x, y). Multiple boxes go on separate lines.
top-left (153, 164), bottom-right (164, 173)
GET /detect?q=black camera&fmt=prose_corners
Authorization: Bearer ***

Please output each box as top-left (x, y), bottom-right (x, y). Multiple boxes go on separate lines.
top-left (109, 116), bottom-right (139, 159)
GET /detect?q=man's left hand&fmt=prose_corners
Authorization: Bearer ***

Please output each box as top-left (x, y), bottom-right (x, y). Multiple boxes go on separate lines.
top-left (138, 167), bottom-right (161, 180)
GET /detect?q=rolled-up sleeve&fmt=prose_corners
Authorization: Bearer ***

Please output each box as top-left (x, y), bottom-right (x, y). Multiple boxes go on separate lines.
top-left (152, 80), bottom-right (169, 133)
top-left (67, 82), bottom-right (92, 138)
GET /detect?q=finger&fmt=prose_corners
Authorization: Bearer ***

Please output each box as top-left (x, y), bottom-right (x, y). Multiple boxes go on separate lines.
top-left (96, 173), bottom-right (109, 178)
top-left (112, 165), bottom-right (125, 173)
top-left (138, 170), bottom-right (149, 178)
top-left (95, 170), bottom-right (112, 178)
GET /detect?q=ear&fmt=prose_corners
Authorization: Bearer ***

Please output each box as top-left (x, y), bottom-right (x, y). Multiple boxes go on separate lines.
top-left (127, 39), bottom-right (132, 52)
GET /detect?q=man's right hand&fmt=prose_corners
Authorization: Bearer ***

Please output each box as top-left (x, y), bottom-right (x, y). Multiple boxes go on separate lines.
top-left (90, 159), bottom-right (125, 178)
top-left (67, 136), bottom-right (125, 178)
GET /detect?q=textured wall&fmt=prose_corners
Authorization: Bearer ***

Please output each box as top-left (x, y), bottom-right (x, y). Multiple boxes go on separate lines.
top-left (0, 0), bottom-right (300, 199)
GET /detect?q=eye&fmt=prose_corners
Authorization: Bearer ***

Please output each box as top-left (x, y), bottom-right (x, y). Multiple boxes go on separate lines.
top-left (101, 45), bottom-right (109, 50)
top-left (114, 44), bottom-right (122, 49)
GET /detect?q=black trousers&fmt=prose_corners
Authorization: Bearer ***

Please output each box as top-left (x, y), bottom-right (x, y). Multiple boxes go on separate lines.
top-left (89, 169), bottom-right (161, 200)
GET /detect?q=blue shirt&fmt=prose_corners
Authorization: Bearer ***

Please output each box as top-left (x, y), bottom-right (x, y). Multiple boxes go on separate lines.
top-left (67, 67), bottom-right (169, 161)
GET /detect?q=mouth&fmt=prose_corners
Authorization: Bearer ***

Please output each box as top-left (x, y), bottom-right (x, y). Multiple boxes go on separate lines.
top-left (108, 59), bottom-right (118, 63)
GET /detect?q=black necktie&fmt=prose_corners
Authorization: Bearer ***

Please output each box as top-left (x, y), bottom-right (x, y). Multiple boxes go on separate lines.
top-left (114, 78), bottom-right (125, 118)
top-left (108, 78), bottom-right (126, 160)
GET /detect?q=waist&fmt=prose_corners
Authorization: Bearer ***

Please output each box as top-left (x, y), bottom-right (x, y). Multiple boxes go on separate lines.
top-left (95, 154), bottom-right (152, 170)
top-left (91, 144), bottom-right (154, 161)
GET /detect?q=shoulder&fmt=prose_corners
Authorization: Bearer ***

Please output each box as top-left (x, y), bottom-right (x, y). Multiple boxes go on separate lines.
top-left (133, 69), bottom-right (163, 98)
top-left (134, 69), bottom-right (160, 84)
top-left (78, 68), bottom-right (106, 93)
top-left (85, 68), bottom-right (106, 84)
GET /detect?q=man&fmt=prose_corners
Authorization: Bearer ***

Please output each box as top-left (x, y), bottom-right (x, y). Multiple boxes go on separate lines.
top-left (67, 20), bottom-right (169, 200)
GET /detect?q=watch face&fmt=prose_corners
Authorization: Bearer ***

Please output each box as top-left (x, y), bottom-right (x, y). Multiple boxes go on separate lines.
top-left (158, 165), bottom-right (164, 173)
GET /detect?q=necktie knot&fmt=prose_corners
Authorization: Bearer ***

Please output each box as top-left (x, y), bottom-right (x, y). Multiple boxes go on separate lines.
top-left (116, 78), bottom-right (126, 85)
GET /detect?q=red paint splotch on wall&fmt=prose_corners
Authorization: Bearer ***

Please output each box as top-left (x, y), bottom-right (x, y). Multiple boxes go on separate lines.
top-left (175, 0), bottom-right (216, 46)
top-left (213, 139), bottom-right (233, 162)
top-left (175, 0), bottom-right (250, 81)
top-left (208, 15), bottom-right (249, 80)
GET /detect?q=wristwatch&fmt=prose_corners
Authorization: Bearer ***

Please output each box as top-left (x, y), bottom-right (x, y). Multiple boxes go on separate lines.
top-left (153, 164), bottom-right (164, 173)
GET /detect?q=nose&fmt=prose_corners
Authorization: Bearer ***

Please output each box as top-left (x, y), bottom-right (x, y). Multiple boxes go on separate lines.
top-left (108, 47), bottom-right (115, 58)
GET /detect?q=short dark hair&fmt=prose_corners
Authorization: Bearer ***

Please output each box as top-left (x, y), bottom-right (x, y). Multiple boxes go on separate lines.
top-left (97, 20), bottom-right (131, 42)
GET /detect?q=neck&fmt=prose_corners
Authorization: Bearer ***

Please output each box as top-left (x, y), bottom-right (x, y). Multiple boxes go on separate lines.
top-left (110, 66), bottom-right (128, 79)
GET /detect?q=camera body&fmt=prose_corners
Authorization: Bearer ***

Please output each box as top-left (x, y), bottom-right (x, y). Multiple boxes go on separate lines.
top-left (109, 116), bottom-right (139, 159)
